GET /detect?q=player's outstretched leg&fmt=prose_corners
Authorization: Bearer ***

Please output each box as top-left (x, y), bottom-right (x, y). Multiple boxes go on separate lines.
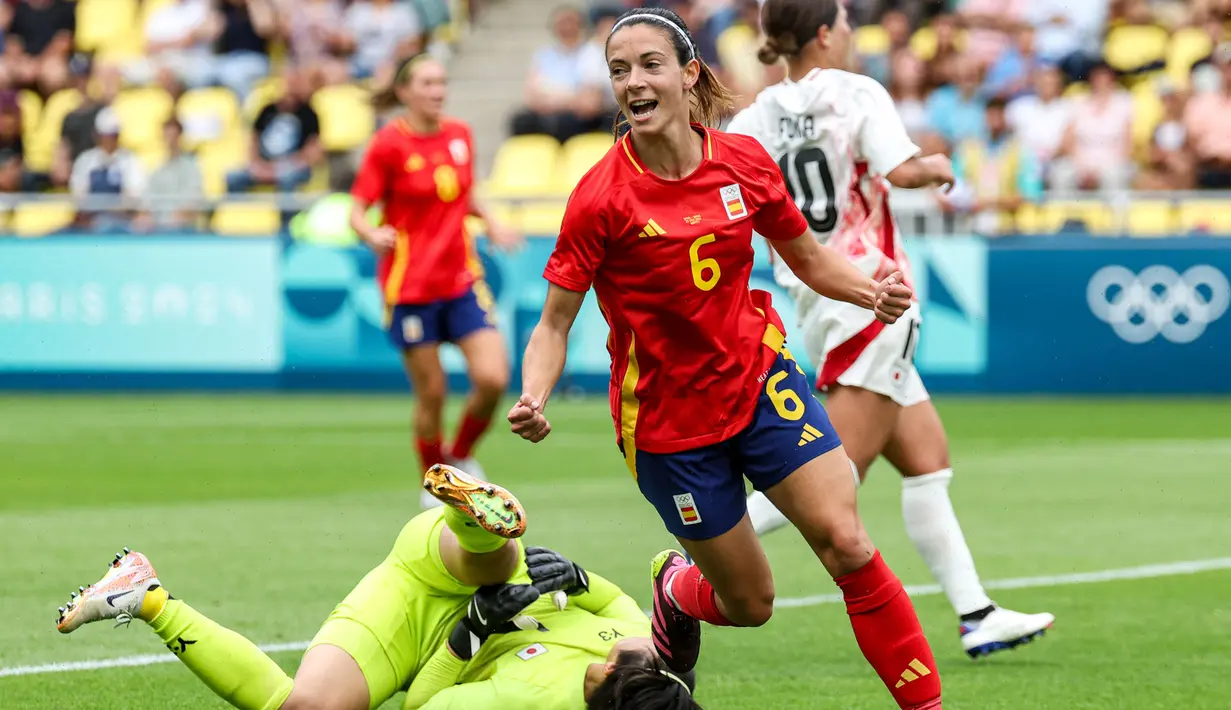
top-left (422, 462), bottom-right (526, 540)
top-left (886, 401), bottom-right (1054, 658)
top-left (57, 549), bottom-right (296, 710)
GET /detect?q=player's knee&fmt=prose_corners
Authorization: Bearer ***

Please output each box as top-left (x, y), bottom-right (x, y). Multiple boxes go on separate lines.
top-left (471, 365), bottom-right (508, 401)
top-left (724, 583), bottom-right (776, 627)
top-left (416, 380), bottom-right (447, 413)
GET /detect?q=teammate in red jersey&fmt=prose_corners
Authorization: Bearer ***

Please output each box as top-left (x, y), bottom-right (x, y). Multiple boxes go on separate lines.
top-left (509, 8), bottom-right (941, 709)
top-left (350, 54), bottom-right (522, 506)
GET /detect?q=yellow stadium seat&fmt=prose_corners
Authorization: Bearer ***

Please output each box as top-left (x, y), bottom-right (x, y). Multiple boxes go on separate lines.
top-left (0, 208), bottom-right (11, 234)
top-left (908, 26), bottom-right (965, 62)
top-left (1178, 201), bottom-right (1231, 234)
top-left (519, 204), bottom-right (565, 235)
top-left (75, 0), bottom-right (137, 52)
top-left (137, 146), bottom-right (169, 173)
top-left (113, 87), bottom-right (175, 152)
top-left (485, 135), bottom-right (560, 199)
top-left (1167, 28), bottom-right (1213, 87)
top-left (197, 134), bottom-right (251, 198)
top-left (1104, 25), bottom-right (1170, 74)
top-left (1131, 82), bottom-right (1165, 155)
top-left (94, 25), bottom-right (147, 63)
top-left (554, 132), bottom-right (613, 193)
top-left (1018, 201), bottom-right (1114, 234)
top-left (854, 25), bottom-right (891, 56)
top-left (311, 85), bottom-right (375, 152)
top-left (1125, 201), bottom-right (1177, 236)
top-left (244, 77), bottom-right (285, 122)
top-left (17, 90), bottom-right (41, 140)
top-left (211, 202), bottom-right (282, 236)
top-left (12, 202), bottom-right (76, 237)
top-left (1063, 82), bottom-right (1090, 98)
top-left (177, 88), bottom-right (242, 149)
top-left (25, 89), bottom-right (81, 172)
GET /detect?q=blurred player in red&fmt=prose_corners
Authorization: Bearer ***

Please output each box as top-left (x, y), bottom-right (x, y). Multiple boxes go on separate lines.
top-left (729, 0), bottom-right (1054, 658)
top-left (509, 8), bottom-right (941, 709)
top-left (350, 54), bottom-right (522, 508)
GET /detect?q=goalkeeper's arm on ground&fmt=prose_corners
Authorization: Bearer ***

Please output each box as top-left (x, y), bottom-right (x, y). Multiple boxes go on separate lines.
top-left (525, 546), bottom-right (644, 623)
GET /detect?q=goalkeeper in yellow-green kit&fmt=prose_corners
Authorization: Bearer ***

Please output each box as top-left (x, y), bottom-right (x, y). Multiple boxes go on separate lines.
top-left (56, 464), bottom-right (701, 709)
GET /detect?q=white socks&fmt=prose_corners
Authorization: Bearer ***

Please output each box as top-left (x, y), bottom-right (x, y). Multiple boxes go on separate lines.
top-left (901, 469), bottom-right (992, 616)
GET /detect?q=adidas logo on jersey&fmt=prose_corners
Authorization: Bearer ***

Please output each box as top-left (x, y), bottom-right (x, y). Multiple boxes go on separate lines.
top-left (893, 659), bottom-right (933, 688)
top-left (797, 423), bottom-right (824, 447)
top-left (638, 219), bottom-right (666, 238)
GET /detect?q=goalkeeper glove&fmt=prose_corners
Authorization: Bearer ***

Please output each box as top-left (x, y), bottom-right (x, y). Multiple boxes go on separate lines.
top-left (526, 546), bottom-right (590, 598)
top-left (447, 583), bottom-right (545, 661)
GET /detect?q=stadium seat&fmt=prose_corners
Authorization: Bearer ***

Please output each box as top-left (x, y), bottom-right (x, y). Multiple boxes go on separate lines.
top-left (1178, 201), bottom-right (1231, 235)
top-left (1063, 82), bottom-right (1090, 98)
top-left (197, 133), bottom-right (252, 198)
top-left (211, 202), bottom-right (281, 236)
top-left (1167, 28), bottom-right (1213, 87)
top-left (177, 88), bottom-right (241, 149)
top-left (25, 89), bottom-right (82, 172)
top-left (1131, 82), bottom-right (1165, 156)
top-left (1123, 201), bottom-right (1176, 236)
top-left (311, 85), bottom-right (375, 152)
top-left (17, 90), bottom-right (41, 141)
top-left (553, 132), bottom-right (613, 194)
top-left (12, 202), bottom-right (75, 237)
top-left (1018, 202), bottom-right (1114, 234)
top-left (1104, 24), bottom-right (1170, 74)
top-left (113, 87), bottom-right (175, 153)
top-left (75, 0), bottom-right (137, 52)
top-left (95, 25), bottom-right (147, 64)
top-left (908, 26), bottom-right (965, 62)
top-left (519, 204), bottom-right (565, 235)
top-left (854, 25), bottom-right (891, 56)
top-left (244, 77), bottom-right (284, 122)
top-left (485, 135), bottom-right (560, 199)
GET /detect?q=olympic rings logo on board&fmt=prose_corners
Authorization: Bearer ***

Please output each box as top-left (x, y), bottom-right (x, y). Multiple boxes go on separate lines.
top-left (1087, 265), bottom-right (1230, 344)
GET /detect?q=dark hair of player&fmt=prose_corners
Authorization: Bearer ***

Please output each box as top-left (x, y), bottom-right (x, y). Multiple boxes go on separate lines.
top-left (587, 649), bottom-right (703, 709)
top-left (756, 0), bottom-right (840, 65)
top-left (604, 7), bottom-right (735, 135)
top-left (371, 53), bottom-right (438, 112)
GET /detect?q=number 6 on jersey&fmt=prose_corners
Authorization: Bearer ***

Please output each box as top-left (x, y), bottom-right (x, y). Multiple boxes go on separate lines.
top-left (689, 234), bottom-right (721, 291)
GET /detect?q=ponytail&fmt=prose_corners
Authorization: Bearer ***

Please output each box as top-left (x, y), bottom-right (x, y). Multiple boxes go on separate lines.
top-left (371, 53), bottom-right (433, 111)
top-left (690, 60), bottom-right (735, 127)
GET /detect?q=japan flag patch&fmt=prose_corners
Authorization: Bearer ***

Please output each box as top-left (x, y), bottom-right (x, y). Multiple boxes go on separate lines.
top-left (720, 184), bottom-right (747, 220)
top-left (517, 643), bottom-right (548, 661)
top-left (673, 493), bottom-right (702, 526)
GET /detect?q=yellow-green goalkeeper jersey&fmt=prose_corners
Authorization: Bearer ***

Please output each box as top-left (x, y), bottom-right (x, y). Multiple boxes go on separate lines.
top-left (403, 572), bottom-right (650, 710)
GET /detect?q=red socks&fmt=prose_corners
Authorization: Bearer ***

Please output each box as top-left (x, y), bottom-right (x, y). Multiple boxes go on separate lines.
top-left (667, 563), bottom-right (737, 627)
top-left (415, 437), bottom-right (443, 472)
top-left (836, 552), bottom-right (941, 709)
top-left (450, 414), bottom-right (491, 460)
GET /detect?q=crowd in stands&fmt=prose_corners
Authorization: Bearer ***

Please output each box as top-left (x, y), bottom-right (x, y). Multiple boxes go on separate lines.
top-left (0, 0), bottom-right (453, 233)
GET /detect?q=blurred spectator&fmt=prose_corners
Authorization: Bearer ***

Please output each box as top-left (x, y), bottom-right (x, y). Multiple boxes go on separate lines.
top-left (70, 108), bottom-right (147, 231)
top-left (1006, 65), bottom-right (1073, 176)
top-left (141, 118), bottom-right (205, 230)
top-left (716, 0), bottom-right (766, 108)
top-left (922, 13), bottom-right (962, 90)
top-left (129, 0), bottom-right (217, 91)
top-left (860, 10), bottom-right (912, 87)
top-left (343, 0), bottom-right (423, 83)
top-left (956, 0), bottom-right (1026, 68)
top-left (0, 92), bottom-right (23, 192)
top-left (1051, 62), bottom-right (1134, 192)
top-left (277, 0), bottom-right (350, 86)
top-left (982, 24), bottom-right (1040, 100)
top-left (509, 6), bottom-right (608, 143)
top-left (1024, 0), bottom-right (1109, 81)
top-left (1136, 81), bottom-right (1193, 190)
top-left (949, 96), bottom-right (1042, 235)
top-left (211, 0), bottom-right (279, 99)
top-left (4, 0), bottom-right (75, 96)
top-left (227, 66), bottom-right (322, 193)
top-left (51, 60), bottom-right (123, 188)
top-left (925, 54), bottom-right (986, 148)
top-left (888, 52), bottom-right (931, 143)
top-left (1184, 49), bottom-right (1231, 189)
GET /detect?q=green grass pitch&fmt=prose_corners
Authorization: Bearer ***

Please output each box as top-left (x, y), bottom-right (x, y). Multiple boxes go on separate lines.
top-left (2, 395), bottom-right (1230, 709)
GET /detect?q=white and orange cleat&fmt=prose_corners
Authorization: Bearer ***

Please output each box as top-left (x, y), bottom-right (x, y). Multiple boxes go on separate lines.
top-left (56, 548), bottom-right (161, 634)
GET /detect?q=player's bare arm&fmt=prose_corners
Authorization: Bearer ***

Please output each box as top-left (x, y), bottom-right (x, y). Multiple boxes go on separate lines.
top-left (509, 284), bottom-right (586, 442)
top-left (884, 153), bottom-right (955, 190)
top-left (770, 231), bottom-right (913, 323)
top-left (348, 197), bottom-right (396, 253)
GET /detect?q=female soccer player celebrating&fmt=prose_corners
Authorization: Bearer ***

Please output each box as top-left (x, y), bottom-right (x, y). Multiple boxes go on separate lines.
top-left (350, 54), bottom-right (522, 506)
top-left (510, 8), bottom-right (942, 709)
top-left (730, 0), bottom-right (1053, 658)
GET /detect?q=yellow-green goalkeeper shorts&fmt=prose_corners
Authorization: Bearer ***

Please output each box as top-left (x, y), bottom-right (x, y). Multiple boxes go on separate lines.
top-left (308, 508), bottom-right (527, 708)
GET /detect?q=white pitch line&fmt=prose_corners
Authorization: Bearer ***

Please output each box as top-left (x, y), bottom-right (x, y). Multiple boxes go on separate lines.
top-left (5, 557), bottom-right (1231, 679)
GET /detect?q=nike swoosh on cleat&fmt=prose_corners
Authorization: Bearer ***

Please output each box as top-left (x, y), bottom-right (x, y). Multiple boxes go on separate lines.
top-left (106, 591), bottom-right (133, 607)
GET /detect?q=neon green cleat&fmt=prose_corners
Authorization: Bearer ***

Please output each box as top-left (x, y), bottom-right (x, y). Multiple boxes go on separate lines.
top-left (422, 463), bottom-right (526, 538)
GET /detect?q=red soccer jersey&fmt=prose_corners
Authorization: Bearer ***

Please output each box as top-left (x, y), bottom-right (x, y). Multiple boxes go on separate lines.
top-left (544, 126), bottom-right (810, 455)
top-left (352, 117), bottom-right (481, 306)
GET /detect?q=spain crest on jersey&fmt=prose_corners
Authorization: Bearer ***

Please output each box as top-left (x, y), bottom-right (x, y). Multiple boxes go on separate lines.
top-left (449, 138), bottom-right (469, 165)
top-left (720, 184), bottom-right (746, 220)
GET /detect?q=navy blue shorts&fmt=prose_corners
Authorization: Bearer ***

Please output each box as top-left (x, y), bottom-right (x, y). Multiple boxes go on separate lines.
top-left (386, 282), bottom-right (497, 349)
top-left (632, 348), bottom-right (843, 540)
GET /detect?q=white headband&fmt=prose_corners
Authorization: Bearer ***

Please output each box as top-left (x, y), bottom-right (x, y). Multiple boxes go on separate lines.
top-left (659, 669), bottom-right (692, 694)
top-left (610, 14), bottom-right (695, 60)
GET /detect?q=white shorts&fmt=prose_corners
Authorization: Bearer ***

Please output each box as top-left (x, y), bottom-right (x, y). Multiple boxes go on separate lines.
top-left (795, 293), bottom-right (930, 408)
